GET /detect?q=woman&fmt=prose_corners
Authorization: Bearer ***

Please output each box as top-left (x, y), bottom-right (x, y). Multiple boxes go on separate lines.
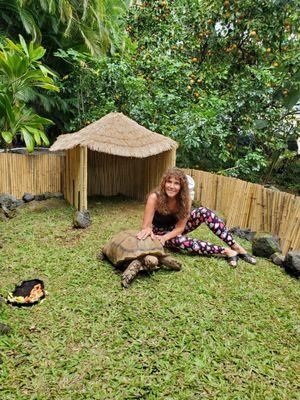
top-left (137, 167), bottom-right (256, 267)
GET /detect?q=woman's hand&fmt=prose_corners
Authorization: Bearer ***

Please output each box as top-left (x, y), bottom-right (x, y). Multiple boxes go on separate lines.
top-left (137, 227), bottom-right (154, 240)
top-left (155, 235), bottom-right (168, 246)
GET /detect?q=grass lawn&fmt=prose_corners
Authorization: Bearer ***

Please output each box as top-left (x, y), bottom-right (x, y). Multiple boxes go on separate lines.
top-left (0, 197), bottom-right (299, 400)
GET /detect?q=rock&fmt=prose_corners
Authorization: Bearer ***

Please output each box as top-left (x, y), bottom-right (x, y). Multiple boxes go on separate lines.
top-left (0, 194), bottom-right (23, 219)
top-left (0, 193), bottom-right (18, 208)
top-left (44, 192), bottom-right (53, 200)
top-left (252, 233), bottom-right (281, 258)
top-left (15, 199), bottom-right (24, 208)
top-left (73, 210), bottom-right (91, 229)
top-left (270, 252), bottom-right (285, 266)
top-left (43, 192), bottom-right (64, 200)
top-left (22, 192), bottom-right (35, 202)
top-left (1, 204), bottom-right (17, 219)
top-left (0, 209), bottom-right (7, 221)
top-left (34, 193), bottom-right (45, 201)
top-left (230, 226), bottom-right (255, 241)
top-left (0, 323), bottom-right (12, 335)
top-left (284, 251), bottom-right (300, 278)
top-left (51, 192), bottom-right (64, 199)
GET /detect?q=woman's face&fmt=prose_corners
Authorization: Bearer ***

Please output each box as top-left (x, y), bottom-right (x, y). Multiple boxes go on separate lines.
top-left (164, 176), bottom-right (181, 198)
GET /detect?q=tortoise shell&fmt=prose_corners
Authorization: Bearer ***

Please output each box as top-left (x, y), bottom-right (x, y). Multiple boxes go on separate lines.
top-left (102, 230), bottom-right (165, 266)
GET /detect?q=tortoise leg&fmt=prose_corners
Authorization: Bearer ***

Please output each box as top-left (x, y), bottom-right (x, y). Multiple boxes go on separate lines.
top-left (143, 255), bottom-right (159, 271)
top-left (122, 259), bottom-right (142, 288)
top-left (97, 251), bottom-right (106, 261)
top-left (159, 255), bottom-right (182, 271)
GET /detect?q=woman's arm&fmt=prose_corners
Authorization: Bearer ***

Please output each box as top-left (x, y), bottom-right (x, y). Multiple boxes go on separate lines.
top-left (136, 193), bottom-right (157, 240)
top-left (156, 217), bottom-right (188, 246)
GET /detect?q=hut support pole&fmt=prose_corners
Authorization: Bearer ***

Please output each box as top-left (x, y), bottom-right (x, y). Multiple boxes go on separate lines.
top-left (79, 146), bottom-right (88, 211)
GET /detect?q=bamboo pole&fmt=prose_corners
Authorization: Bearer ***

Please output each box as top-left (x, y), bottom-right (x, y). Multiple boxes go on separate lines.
top-left (79, 146), bottom-right (88, 211)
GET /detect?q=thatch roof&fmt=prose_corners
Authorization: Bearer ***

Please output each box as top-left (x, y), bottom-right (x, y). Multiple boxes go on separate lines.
top-left (50, 112), bottom-right (178, 158)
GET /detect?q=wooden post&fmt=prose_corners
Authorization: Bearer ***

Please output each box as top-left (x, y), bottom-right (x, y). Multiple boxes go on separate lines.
top-left (79, 146), bottom-right (88, 211)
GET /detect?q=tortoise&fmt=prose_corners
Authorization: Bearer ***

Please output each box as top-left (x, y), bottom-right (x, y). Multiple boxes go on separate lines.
top-left (100, 230), bottom-right (181, 288)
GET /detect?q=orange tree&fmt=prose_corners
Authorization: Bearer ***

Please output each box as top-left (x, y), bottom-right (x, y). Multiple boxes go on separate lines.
top-left (57, 0), bottom-right (299, 187)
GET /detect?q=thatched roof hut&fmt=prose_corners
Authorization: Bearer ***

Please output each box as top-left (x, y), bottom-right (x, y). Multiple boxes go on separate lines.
top-left (50, 112), bottom-right (178, 210)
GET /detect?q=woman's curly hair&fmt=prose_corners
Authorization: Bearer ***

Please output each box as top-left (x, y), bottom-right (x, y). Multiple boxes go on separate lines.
top-left (155, 167), bottom-right (190, 220)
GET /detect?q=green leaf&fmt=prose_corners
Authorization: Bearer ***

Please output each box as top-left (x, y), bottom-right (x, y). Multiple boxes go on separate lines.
top-left (39, 65), bottom-right (57, 77)
top-left (30, 46), bottom-right (46, 61)
top-left (39, 130), bottom-right (50, 146)
top-left (255, 119), bottom-right (269, 129)
top-left (5, 38), bottom-right (23, 54)
top-left (19, 35), bottom-right (29, 57)
top-left (37, 83), bottom-right (60, 92)
top-left (26, 115), bottom-right (54, 126)
top-left (25, 126), bottom-right (42, 146)
top-left (1, 131), bottom-right (13, 143)
top-left (24, 126), bottom-right (50, 146)
top-left (21, 128), bottom-right (35, 152)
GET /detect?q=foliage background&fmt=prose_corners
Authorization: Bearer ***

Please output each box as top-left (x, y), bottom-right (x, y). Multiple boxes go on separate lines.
top-left (0, 0), bottom-right (299, 191)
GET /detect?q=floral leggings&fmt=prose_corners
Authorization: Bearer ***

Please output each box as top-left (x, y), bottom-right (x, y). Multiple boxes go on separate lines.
top-left (153, 207), bottom-right (235, 255)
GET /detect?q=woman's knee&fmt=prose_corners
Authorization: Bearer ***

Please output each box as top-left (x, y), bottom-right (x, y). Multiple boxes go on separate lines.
top-left (192, 206), bottom-right (215, 221)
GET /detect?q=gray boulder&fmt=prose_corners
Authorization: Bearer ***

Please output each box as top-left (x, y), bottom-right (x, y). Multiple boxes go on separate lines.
top-left (51, 192), bottom-right (64, 199)
top-left (34, 193), bottom-right (46, 201)
top-left (0, 193), bottom-right (18, 208)
top-left (252, 233), bottom-right (281, 258)
top-left (0, 209), bottom-right (7, 221)
top-left (270, 252), bottom-right (285, 266)
top-left (44, 192), bottom-right (53, 200)
top-left (230, 226), bottom-right (255, 241)
top-left (1, 204), bottom-right (17, 219)
top-left (284, 251), bottom-right (300, 278)
top-left (73, 210), bottom-right (91, 229)
top-left (22, 192), bottom-right (35, 202)
top-left (0, 194), bottom-right (23, 219)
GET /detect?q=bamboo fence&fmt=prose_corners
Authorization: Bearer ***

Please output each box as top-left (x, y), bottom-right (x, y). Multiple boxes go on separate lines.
top-left (0, 152), bottom-right (65, 198)
top-left (0, 153), bottom-right (299, 254)
top-left (183, 168), bottom-right (300, 254)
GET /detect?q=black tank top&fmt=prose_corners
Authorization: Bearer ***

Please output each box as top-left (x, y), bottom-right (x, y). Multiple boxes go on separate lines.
top-left (152, 211), bottom-right (178, 228)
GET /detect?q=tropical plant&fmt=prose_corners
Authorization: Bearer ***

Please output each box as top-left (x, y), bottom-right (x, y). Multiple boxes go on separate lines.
top-left (0, 36), bottom-right (59, 152)
top-left (56, 0), bottom-right (300, 191)
top-left (0, 0), bottom-right (130, 57)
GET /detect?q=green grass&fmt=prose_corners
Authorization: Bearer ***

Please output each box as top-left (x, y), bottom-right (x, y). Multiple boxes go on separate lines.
top-left (0, 197), bottom-right (299, 400)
